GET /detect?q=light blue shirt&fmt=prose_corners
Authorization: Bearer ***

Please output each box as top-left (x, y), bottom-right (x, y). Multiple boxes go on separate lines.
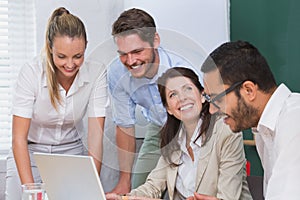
top-left (108, 47), bottom-right (199, 127)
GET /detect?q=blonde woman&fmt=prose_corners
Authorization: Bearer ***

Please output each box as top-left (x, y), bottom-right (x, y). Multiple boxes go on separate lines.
top-left (6, 7), bottom-right (108, 199)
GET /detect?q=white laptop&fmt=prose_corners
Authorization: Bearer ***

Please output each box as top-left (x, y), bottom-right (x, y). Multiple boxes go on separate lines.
top-left (33, 152), bottom-right (106, 200)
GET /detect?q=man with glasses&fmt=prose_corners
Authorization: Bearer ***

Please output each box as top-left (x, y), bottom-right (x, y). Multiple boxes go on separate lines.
top-left (199, 40), bottom-right (300, 199)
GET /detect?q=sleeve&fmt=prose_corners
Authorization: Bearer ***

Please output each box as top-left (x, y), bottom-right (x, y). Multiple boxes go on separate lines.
top-left (214, 121), bottom-right (248, 200)
top-left (130, 156), bottom-right (168, 198)
top-left (12, 62), bottom-right (38, 118)
top-left (88, 63), bottom-right (109, 117)
top-left (107, 60), bottom-right (136, 127)
top-left (265, 107), bottom-right (300, 199)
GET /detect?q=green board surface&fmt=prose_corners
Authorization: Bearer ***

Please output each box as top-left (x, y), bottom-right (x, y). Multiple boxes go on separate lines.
top-left (230, 0), bottom-right (300, 176)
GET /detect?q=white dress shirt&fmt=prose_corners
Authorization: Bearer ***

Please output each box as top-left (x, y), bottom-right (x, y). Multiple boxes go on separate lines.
top-left (12, 56), bottom-right (108, 145)
top-left (176, 119), bottom-right (202, 198)
top-left (253, 84), bottom-right (300, 199)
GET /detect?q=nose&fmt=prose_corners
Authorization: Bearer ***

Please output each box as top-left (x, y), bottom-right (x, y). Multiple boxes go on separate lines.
top-left (209, 103), bottom-right (219, 114)
top-left (66, 58), bottom-right (74, 68)
top-left (125, 53), bottom-right (136, 66)
top-left (178, 92), bottom-right (187, 101)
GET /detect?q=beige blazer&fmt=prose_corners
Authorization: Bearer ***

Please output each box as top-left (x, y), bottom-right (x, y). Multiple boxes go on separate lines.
top-left (130, 118), bottom-right (253, 200)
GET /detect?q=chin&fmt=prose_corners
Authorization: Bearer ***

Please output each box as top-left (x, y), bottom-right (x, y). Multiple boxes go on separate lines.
top-left (131, 73), bottom-right (145, 78)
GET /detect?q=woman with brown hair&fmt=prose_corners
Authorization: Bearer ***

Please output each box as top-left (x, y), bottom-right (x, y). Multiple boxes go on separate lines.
top-left (107, 67), bottom-right (252, 200)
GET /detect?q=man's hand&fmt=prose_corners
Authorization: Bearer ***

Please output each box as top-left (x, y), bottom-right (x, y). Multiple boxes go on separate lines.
top-left (109, 174), bottom-right (131, 194)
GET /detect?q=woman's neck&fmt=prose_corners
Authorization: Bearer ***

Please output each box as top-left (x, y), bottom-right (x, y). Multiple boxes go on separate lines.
top-left (57, 72), bottom-right (77, 94)
top-left (184, 119), bottom-right (199, 146)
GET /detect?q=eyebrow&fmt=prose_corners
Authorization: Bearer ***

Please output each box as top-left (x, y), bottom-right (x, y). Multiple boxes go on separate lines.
top-left (117, 47), bottom-right (145, 55)
top-left (168, 83), bottom-right (193, 92)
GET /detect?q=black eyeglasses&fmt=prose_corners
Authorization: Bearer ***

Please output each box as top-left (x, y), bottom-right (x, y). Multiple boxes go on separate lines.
top-left (203, 81), bottom-right (244, 109)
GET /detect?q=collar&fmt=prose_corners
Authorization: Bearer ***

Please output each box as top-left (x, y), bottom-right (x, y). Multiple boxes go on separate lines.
top-left (178, 118), bottom-right (203, 151)
top-left (41, 61), bottom-right (90, 89)
top-left (257, 84), bottom-right (291, 133)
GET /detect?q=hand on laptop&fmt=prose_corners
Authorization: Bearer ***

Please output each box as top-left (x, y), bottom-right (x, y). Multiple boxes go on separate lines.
top-left (105, 193), bottom-right (162, 200)
top-left (106, 193), bottom-right (122, 200)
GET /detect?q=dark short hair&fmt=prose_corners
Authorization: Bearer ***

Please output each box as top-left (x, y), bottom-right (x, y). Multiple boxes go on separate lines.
top-left (201, 40), bottom-right (276, 93)
top-left (112, 8), bottom-right (156, 46)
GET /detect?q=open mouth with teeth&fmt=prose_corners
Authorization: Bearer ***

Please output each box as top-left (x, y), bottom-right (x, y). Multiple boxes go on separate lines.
top-left (131, 65), bottom-right (141, 69)
top-left (180, 104), bottom-right (193, 111)
top-left (64, 66), bottom-right (76, 72)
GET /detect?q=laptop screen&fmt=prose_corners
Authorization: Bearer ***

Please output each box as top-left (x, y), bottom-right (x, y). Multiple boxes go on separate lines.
top-left (34, 153), bottom-right (106, 200)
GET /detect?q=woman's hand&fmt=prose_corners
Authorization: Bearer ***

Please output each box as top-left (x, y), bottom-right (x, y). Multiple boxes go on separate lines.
top-left (105, 193), bottom-right (162, 200)
top-left (106, 193), bottom-right (122, 200)
top-left (187, 193), bottom-right (218, 200)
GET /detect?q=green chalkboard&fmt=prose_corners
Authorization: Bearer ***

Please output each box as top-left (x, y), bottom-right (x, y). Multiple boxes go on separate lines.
top-left (230, 0), bottom-right (300, 92)
top-left (230, 0), bottom-right (300, 176)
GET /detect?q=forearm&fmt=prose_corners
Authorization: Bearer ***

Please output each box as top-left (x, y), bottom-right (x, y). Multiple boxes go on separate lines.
top-left (88, 117), bottom-right (105, 175)
top-left (12, 115), bottom-right (33, 184)
top-left (12, 139), bottom-right (34, 184)
top-left (116, 126), bottom-right (135, 179)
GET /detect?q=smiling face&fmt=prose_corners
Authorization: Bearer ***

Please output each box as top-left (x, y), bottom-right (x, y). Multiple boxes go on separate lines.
top-left (51, 36), bottom-right (86, 83)
top-left (203, 69), bottom-right (259, 132)
top-left (115, 33), bottom-right (160, 79)
top-left (165, 76), bottom-right (203, 125)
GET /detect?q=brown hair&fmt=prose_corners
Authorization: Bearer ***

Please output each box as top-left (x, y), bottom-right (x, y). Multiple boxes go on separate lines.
top-left (157, 67), bottom-right (216, 166)
top-left (112, 8), bottom-right (156, 46)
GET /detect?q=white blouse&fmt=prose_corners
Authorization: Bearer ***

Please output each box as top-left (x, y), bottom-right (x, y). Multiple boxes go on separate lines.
top-left (176, 119), bottom-right (203, 198)
top-left (12, 56), bottom-right (108, 145)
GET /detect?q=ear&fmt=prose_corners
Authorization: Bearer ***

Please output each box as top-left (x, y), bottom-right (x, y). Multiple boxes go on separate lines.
top-left (201, 93), bottom-right (206, 103)
top-left (241, 81), bottom-right (257, 101)
top-left (153, 32), bottom-right (160, 49)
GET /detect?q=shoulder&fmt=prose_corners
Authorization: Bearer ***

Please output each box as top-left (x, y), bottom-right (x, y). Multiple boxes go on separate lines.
top-left (212, 117), bottom-right (243, 143)
top-left (158, 47), bottom-right (203, 81)
top-left (19, 56), bottom-right (44, 78)
top-left (107, 57), bottom-right (128, 79)
top-left (82, 59), bottom-right (106, 78)
top-left (158, 47), bottom-right (190, 65)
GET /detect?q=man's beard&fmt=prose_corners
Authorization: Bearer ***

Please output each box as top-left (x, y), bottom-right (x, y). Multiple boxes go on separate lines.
top-left (144, 48), bottom-right (156, 72)
top-left (230, 96), bottom-right (260, 132)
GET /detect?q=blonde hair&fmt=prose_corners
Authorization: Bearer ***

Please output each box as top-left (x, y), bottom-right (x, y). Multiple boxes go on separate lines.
top-left (43, 7), bottom-right (87, 110)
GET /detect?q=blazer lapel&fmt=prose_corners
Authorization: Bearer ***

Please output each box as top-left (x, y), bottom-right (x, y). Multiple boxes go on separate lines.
top-left (167, 150), bottom-right (181, 200)
top-left (195, 131), bottom-right (217, 190)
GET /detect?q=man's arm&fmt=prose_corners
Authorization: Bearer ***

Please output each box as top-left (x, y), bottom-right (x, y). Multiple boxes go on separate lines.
top-left (110, 125), bottom-right (136, 194)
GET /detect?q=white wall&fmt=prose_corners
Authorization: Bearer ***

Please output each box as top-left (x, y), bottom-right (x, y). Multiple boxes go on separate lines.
top-left (124, 0), bottom-right (230, 54)
top-left (35, 0), bottom-right (229, 60)
top-left (35, 0), bottom-right (123, 56)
